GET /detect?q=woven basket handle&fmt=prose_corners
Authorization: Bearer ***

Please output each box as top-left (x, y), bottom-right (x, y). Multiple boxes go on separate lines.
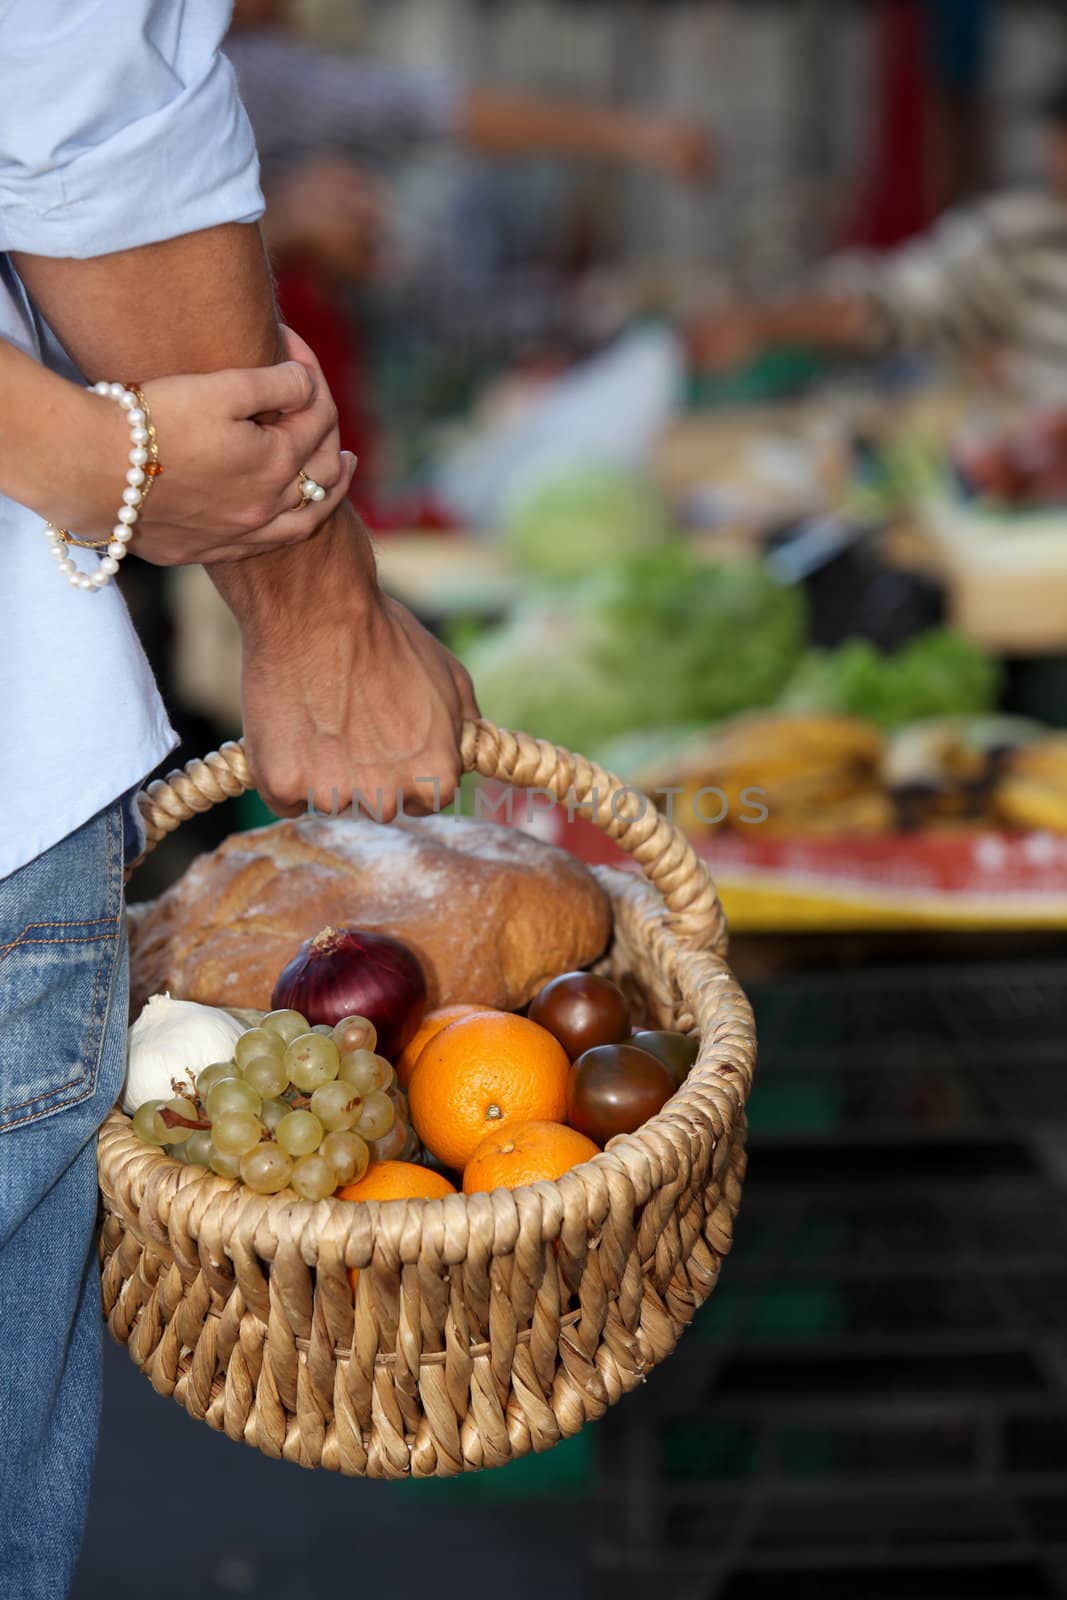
top-left (133, 718), bottom-right (727, 954)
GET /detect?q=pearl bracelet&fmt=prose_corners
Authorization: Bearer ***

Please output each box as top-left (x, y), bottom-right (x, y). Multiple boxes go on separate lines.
top-left (44, 381), bottom-right (164, 593)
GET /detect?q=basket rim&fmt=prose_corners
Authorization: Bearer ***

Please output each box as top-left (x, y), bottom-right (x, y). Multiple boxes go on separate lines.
top-left (102, 874), bottom-right (752, 1235)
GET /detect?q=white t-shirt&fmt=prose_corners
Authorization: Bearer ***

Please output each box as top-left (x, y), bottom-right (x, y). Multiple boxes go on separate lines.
top-left (0, 0), bottom-right (265, 878)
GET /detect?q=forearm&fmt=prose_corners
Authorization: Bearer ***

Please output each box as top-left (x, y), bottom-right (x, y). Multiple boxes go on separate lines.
top-left (0, 338), bottom-right (122, 528)
top-left (12, 223), bottom-right (377, 615)
top-left (459, 87), bottom-right (653, 163)
top-left (12, 224), bottom-right (282, 377)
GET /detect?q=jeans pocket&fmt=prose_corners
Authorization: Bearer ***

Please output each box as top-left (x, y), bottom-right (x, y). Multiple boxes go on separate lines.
top-left (0, 805), bottom-right (124, 1132)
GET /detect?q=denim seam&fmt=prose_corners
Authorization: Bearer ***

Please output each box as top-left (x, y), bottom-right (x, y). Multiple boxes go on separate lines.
top-left (0, 1074), bottom-right (101, 1130)
top-left (75, 803), bottom-right (121, 1113)
top-left (0, 929), bottom-right (121, 962)
top-left (0, 807), bottom-right (123, 1129)
top-left (82, 805), bottom-right (121, 1094)
top-left (0, 916), bottom-right (121, 964)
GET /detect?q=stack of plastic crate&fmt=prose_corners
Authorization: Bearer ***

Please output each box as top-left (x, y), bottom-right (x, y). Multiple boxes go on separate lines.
top-left (594, 958), bottom-right (1067, 1600)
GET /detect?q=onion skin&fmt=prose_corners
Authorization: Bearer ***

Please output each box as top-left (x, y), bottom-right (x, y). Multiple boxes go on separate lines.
top-left (271, 927), bottom-right (427, 1063)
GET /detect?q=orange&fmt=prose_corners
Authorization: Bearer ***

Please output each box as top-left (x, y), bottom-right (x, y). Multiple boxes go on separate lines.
top-left (337, 1160), bottom-right (457, 1204)
top-left (463, 1120), bottom-right (600, 1194)
top-left (396, 1003), bottom-right (487, 1089)
top-left (408, 1011), bottom-right (570, 1170)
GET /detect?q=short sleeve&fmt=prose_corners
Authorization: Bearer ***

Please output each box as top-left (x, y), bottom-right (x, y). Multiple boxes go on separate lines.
top-left (0, 0), bottom-right (263, 259)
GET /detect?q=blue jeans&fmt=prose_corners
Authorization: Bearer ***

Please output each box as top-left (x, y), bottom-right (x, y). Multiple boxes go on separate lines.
top-left (0, 803), bottom-right (129, 1600)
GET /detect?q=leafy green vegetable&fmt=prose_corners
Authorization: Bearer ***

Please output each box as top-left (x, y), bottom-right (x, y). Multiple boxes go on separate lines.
top-left (501, 466), bottom-right (669, 578)
top-left (779, 629), bottom-right (1000, 728)
top-left (460, 547), bottom-right (807, 753)
top-left (589, 549), bottom-right (807, 728)
top-left (457, 598), bottom-right (636, 755)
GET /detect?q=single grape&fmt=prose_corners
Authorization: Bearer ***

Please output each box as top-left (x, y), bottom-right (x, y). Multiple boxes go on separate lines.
top-left (185, 1129), bottom-right (214, 1166)
top-left (261, 1008), bottom-right (309, 1046)
top-left (310, 1079), bottom-right (362, 1132)
top-left (376, 1060), bottom-right (396, 1093)
top-left (235, 1028), bottom-right (286, 1071)
top-left (208, 1144), bottom-right (242, 1178)
top-left (311, 1023), bottom-right (334, 1036)
top-left (159, 1095), bottom-right (200, 1145)
top-left (321, 1129), bottom-right (370, 1185)
top-left (196, 1061), bottom-right (237, 1099)
top-left (286, 1033), bottom-right (341, 1092)
top-left (205, 1078), bottom-right (262, 1121)
top-left (290, 1153), bottom-right (337, 1201)
top-left (332, 1014), bottom-right (377, 1055)
top-left (368, 1118), bottom-right (412, 1163)
top-left (242, 1055), bottom-right (290, 1100)
top-left (166, 1142), bottom-right (189, 1163)
top-left (212, 1111), bottom-right (264, 1157)
top-left (240, 1141), bottom-right (294, 1195)
top-left (339, 1048), bottom-right (390, 1094)
top-left (355, 1089), bottom-right (395, 1142)
top-left (276, 1108), bottom-right (324, 1158)
top-left (260, 1096), bottom-right (289, 1134)
top-left (132, 1100), bottom-right (169, 1146)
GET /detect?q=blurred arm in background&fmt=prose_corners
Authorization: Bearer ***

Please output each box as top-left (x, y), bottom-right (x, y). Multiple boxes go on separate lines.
top-left (226, 14), bottom-right (713, 185)
top-left (457, 88), bottom-right (711, 181)
top-left (691, 191), bottom-right (1064, 397)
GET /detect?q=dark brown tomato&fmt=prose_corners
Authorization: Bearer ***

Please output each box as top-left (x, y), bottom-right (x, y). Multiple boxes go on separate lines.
top-left (630, 1030), bottom-right (699, 1088)
top-left (567, 1043), bottom-right (676, 1144)
top-left (528, 972), bottom-right (630, 1061)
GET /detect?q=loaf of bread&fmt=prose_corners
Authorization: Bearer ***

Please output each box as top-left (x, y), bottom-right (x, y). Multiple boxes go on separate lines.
top-left (128, 814), bottom-right (611, 1018)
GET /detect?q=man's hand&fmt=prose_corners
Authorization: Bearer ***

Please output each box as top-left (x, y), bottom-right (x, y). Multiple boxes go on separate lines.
top-left (633, 117), bottom-right (716, 183)
top-left (688, 306), bottom-right (766, 373)
top-left (212, 500), bottom-right (479, 818)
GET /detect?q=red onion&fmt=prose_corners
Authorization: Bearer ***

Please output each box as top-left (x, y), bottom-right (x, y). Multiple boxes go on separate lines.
top-left (271, 926), bottom-right (427, 1063)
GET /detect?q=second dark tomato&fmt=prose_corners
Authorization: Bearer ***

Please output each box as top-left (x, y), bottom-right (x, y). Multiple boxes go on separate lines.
top-left (567, 1043), bottom-right (677, 1144)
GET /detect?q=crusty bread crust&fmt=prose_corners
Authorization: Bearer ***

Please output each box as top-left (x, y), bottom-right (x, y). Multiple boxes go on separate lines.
top-left (129, 814), bottom-right (611, 1019)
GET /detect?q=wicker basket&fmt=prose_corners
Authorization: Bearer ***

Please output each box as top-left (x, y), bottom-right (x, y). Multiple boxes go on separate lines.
top-left (98, 720), bottom-right (755, 1478)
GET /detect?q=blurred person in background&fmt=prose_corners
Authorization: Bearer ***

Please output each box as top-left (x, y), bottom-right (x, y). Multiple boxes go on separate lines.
top-left (692, 79), bottom-right (1067, 407)
top-left (227, 0), bottom-right (712, 191)
top-left (226, 0), bottom-right (714, 496)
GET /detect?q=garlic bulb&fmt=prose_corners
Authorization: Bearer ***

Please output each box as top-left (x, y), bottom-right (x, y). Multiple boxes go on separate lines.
top-left (122, 992), bottom-right (245, 1114)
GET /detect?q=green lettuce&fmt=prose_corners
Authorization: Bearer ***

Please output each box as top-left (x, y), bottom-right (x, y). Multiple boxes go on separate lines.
top-left (460, 548), bottom-right (807, 753)
top-left (501, 466), bottom-right (670, 578)
top-left (779, 629), bottom-right (1000, 728)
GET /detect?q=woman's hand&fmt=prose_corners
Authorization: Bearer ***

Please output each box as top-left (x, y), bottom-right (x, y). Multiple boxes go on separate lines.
top-left (126, 326), bottom-right (354, 565)
top-left (29, 327), bottom-right (354, 566)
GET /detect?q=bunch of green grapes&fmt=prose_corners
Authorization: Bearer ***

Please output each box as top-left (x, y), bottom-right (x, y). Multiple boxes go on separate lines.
top-left (131, 1010), bottom-right (399, 1199)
